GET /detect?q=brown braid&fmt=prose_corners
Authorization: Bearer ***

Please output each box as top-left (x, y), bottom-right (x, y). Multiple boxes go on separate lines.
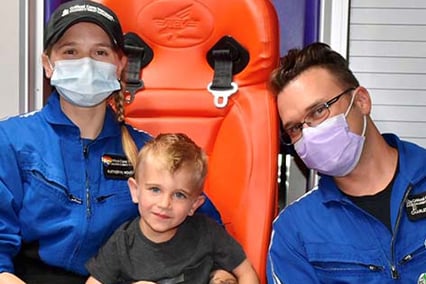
top-left (112, 82), bottom-right (139, 168)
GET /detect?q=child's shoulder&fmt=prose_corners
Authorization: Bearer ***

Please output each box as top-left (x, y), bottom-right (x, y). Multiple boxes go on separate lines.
top-left (110, 218), bottom-right (139, 240)
top-left (185, 214), bottom-right (225, 235)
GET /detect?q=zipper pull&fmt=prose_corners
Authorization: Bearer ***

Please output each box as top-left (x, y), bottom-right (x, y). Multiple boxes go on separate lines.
top-left (96, 194), bottom-right (114, 202)
top-left (83, 146), bottom-right (89, 158)
top-left (68, 194), bottom-right (83, 204)
top-left (391, 265), bottom-right (399, 279)
top-left (368, 265), bottom-right (382, 272)
top-left (401, 254), bottom-right (412, 264)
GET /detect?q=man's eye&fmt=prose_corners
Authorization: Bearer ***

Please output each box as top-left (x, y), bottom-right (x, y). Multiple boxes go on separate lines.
top-left (311, 105), bottom-right (327, 119)
top-left (286, 124), bottom-right (302, 136)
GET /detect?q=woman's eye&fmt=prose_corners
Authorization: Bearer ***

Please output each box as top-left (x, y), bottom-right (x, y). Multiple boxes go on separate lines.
top-left (95, 50), bottom-right (108, 56)
top-left (63, 49), bottom-right (76, 55)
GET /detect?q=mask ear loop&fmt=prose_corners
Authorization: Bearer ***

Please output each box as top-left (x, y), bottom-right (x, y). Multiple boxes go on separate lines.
top-left (361, 115), bottom-right (367, 137)
top-left (346, 89), bottom-right (368, 137)
top-left (344, 90), bottom-right (357, 117)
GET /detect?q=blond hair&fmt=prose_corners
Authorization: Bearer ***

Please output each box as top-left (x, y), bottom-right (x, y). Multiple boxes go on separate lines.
top-left (135, 133), bottom-right (208, 192)
top-left (110, 83), bottom-right (139, 168)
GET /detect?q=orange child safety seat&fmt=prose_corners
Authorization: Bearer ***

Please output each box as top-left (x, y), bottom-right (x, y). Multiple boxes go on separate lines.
top-left (97, 0), bottom-right (280, 281)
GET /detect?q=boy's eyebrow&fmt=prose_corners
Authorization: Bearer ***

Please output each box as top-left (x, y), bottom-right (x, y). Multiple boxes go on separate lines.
top-left (143, 182), bottom-right (195, 195)
top-left (176, 188), bottom-right (193, 195)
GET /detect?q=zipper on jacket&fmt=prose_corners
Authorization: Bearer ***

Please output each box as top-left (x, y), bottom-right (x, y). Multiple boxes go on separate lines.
top-left (313, 261), bottom-right (384, 273)
top-left (401, 254), bottom-right (413, 264)
top-left (83, 146), bottom-right (89, 158)
top-left (31, 170), bottom-right (82, 204)
top-left (368, 264), bottom-right (384, 272)
top-left (96, 194), bottom-right (114, 202)
top-left (399, 240), bottom-right (426, 266)
top-left (83, 144), bottom-right (91, 218)
top-left (390, 184), bottom-right (413, 279)
top-left (68, 193), bottom-right (83, 204)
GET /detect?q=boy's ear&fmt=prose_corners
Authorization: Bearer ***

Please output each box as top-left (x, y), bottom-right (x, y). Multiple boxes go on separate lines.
top-left (127, 177), bottom-right (139, 204)
top-left (188, 194), bottom-right (206, 216)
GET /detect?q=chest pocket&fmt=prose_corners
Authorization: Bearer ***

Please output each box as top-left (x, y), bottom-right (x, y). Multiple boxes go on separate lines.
top-left (305, 243), bottom-right (386, 283)
top-left (19, 150), bottom-right (70, 203)
top-left (398, 237), bottom-right (426, 279)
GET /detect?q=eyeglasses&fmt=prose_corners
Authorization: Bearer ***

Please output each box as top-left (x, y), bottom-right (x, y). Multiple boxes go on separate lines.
top-left (281, 87), bottom-right (356, 145)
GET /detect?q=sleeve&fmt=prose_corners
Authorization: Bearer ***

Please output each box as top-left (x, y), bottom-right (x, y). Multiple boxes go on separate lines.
top-left (267, 210), bottom-right (321, 284)
top-left (85, 230), bottom-right (122, 284)
top-left (0, 126), bottom-right (24, 273)
top-left (206, 217), bottom-right (246, 271)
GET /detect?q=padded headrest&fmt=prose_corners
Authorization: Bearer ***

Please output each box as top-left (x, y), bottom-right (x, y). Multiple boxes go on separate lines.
top-left (98, 0), bottom-right (279, 89)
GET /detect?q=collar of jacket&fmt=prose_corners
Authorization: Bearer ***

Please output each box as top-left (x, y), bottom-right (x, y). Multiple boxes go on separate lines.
top-left (318, 133), bottom-right (426, 204)
top-left (41, 91), bottom-right (122, 140)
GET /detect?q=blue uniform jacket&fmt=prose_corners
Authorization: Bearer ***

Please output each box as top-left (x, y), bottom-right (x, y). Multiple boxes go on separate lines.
top-left (267, 134), bottom-right (426, 283)
top-left (0, 92), bottom-right (221, 276)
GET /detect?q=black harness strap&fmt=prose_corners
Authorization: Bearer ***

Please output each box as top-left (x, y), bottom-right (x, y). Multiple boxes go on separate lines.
top-left (123, 32), bottom-right (153, 103)
top-left (209, 49), bottom-right (234, 91)
top-left (206, 36), bottom-right (249, 108)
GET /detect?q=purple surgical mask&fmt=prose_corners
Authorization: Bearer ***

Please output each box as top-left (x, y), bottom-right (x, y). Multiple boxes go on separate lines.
top-left (294, 94), bottom-right (367, 176)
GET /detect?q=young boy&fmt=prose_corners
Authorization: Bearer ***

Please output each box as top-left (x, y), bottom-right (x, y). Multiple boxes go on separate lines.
top-left (85, 133), bottom-right (259, 284)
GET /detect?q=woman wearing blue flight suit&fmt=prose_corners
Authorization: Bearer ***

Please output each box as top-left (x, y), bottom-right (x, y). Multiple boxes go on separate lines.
top-left (0, 1), bottom-right (221, 283)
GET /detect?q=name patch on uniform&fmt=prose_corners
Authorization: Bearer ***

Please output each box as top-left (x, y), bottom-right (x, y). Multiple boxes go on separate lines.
top-left (406, 192), bottom-right (426, 221)
top-left (102, 154), bottom-right (134, 179)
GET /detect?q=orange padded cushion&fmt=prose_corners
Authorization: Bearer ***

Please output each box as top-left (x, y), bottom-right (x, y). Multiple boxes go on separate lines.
top-left (97, 0), bottom-right (280, 282)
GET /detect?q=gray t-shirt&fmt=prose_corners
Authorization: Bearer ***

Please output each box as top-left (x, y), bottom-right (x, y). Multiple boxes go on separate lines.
top-left (86, 214), bottom-right (246, 284)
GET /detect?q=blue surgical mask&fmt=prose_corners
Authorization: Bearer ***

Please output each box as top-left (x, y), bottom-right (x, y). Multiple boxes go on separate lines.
top-left (50, 57), bottom-right (121, 107)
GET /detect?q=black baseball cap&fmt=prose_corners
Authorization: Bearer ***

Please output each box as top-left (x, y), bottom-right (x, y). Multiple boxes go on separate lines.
top-left (44, 0), bottom-right (124, 50)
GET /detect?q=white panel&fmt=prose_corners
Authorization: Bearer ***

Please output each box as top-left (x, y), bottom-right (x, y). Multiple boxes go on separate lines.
top-left (371, 106), bottom-right (426, 122)
top-left (320, 0), bottom-right (350, 57)
top-left (33, 0), bottom-right (45, 111)
top-left (0, 1), bottom-right (20, 118)
top-left (352, 0), bottom-right (426, 8)
top-left (351, 9), bottom-right (426, 25)
top-left (369, 90), bottom-right (426, 106)
top-left (350, 57), bottom-right (426, 74)
top-left (349, 0), bottom-right (426, 148)
top-left (356, 73), bottom-right (426, 90)
top-left (350, 41), bottom-right (426, 57)
top-left (350, 25), bottom-right (426, 41)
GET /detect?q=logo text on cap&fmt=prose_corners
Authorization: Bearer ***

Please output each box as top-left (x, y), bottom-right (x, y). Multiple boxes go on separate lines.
top-left (61, 4), bottom-right (115, 22)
